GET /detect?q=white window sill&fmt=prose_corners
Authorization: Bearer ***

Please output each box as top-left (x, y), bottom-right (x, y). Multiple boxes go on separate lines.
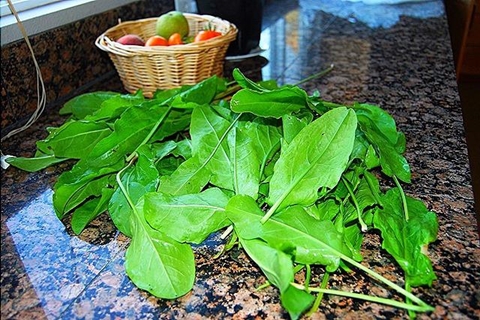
top-left (1, 0), bottom-right (139, 46)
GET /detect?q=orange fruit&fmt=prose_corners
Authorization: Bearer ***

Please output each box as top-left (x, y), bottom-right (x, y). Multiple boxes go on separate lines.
top-left (145, 35), bottom-right (169, 46)
top-left (168, 33), bottom-right (183, 45)
top-left (194, 30), bottom-right (222, 42)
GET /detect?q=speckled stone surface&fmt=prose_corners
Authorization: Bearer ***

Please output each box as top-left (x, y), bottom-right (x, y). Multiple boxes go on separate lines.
top-left (1, 0), bottom-right (173, 133)
top-left (2, 0), bottom-right (479, 319)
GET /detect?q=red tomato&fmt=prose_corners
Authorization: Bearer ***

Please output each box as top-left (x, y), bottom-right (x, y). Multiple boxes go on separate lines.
top-left (168, 33), bottom-right (183, 45)
top-left (194, 30), bottom-right (222, 42)
top-left (145, 35), bottom-right (168, 46)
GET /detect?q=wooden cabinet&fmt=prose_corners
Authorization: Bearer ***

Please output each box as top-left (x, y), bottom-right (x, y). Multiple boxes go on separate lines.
top-left (445, 0), bottom-right (480, 82)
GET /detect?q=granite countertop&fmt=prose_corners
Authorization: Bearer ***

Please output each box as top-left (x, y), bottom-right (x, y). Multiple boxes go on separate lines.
top-left (1, 0), bottom-right (479, 319)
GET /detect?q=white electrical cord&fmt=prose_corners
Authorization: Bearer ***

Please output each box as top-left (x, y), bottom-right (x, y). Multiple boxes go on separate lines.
top-left (1, 0), bottom-right (47, 169)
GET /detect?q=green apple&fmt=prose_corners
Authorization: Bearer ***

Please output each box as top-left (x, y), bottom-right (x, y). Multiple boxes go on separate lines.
top-left (156, 11), bottom-right (189, 39)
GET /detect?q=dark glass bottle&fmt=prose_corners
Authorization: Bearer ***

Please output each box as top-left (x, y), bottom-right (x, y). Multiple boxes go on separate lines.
top-left (196, 0), bottom-right (264, 55)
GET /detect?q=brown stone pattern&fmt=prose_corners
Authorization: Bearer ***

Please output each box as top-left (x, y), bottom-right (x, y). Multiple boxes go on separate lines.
top-left (1, 0), bottom-right (173, 135)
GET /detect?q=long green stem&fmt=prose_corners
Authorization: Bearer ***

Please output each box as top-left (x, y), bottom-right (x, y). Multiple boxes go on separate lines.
top-left (294, 64), bottom-right (335, 86)
top-left (335, 252), bottom-right (431, 309)
top-left (306, 272), bottom-right (330, 316)
top-left (406, 280), bottom-right (416, 319)
top-left (320, 101), bottom-right (345, 109)
top-left (291, 283), bottom-right (432, 313)
top-left (305, 264), bottom-right (312, 291)
top-left (214, 84), bottom-right (241, 101)
top-left (126, 105), bottom-right (173, 162)
top-left (258, 139), bottom-right (281, 185)
top-left (261, 192), bottom-right (287, 223)
top-left (342, 176), bottom-right (368, 232)
top-left (115, 157), bottom-right (137, 210)
top-left (220, 225), bottom-right (234, 239)
top-left (262, 208), bottom-right (431, 309)
top-left (393, 175), bottom-right (409, 221)
top-left (392, 176), bottom-right (414, 317)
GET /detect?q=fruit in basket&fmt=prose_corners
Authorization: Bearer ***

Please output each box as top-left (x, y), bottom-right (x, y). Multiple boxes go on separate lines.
top-left (168, 33), bottom-right (183, 45)
top-left (156, 11), bottom-right (189, 39)
top-left (194, 30), bottom-right (222, 42)
top-left (117, 34), bottom-right (145, 46)
top-left (145, 35), bottom-right (169, 46)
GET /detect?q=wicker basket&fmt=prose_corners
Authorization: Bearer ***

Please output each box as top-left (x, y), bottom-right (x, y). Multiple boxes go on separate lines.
top-left (95, 13), bottom-right (238, 97)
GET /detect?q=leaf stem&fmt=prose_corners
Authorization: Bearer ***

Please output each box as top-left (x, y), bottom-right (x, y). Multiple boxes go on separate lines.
top-left (305, 264), bottom-right (312, 291)
top-left (115, 156), bottom-right (138, 210)
top-left (291, 283), bottom-right (432, 313)
top-left (254, 257), bottom-right (305, 292)
top-left (341, 176), bottom-right (368, 232)
top-left (337, 252), bottom-right (431, 309)
top-left (321, 101), bottom-right (345, 109)
top-left (256, 281), bottom-right (272, 291)
top-left (294, 64), bottom-right (335, 86)
top-left (126, 105), bottom-right (172, 162)
top-left (306, 271), bottom-right (330, 316)
top-left (406, 279), bottom-right (416, 319)
top-left (214, 84), bottom-right (241, 101)
top-left (220, 225), bottom-right (234, 239)
top-left (393, 175), bottom-right (409, 221)
top-left (261, 199), bottom-right (282, 223)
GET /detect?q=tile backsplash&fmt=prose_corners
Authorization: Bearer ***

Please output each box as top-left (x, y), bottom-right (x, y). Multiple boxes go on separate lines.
top-left (1, 0), bottom-right (173, 135)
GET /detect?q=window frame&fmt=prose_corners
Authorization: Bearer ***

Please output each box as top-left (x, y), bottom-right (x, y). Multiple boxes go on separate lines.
top-left (1, 0), bottom-right (139, 46)
top-left (1, 0), bottom-right (62, 17)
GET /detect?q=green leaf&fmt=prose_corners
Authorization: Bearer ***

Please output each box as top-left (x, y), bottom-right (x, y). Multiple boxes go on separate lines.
top-left (158, 155), bottom-right (210, 195)
top-left (349, 130), bottom-right (370, 163)
top-left (239, 237), bottom-right (314, 319)
top-left (280, 285), bottom-right (315, 320)
top-left (343, 222), bottom-right (364, 262)
top-left (70, 186), bottom-right (115, 234)
top-left (267, 107), bottom-right (357, 213)
top-left (149, 108), bottom-right (191, 142)
top-left (228, 126), bottom-right (258, 197)
top-left (169, 75), bottom-right (225, 108)
top-left (169, 139), bottom-right (192, 159)
top-left (36, 120), bottom-right (112, 159)
top-left (84, 104), bottom-right (169, 168)
top-left (144, 188), bottom-right (230, 244)
top-left (83, 91), bottom-right (146, 121)
top-left (341, 170), bottom-right (382, 226)
top-left (190, 104), bottom-right (234, 190)
top-left (281, 111), bottom-right (313, 145)
top-left (108, 145), bottom-right (160, 237)
top-left (125, 199), bottom-right (195, 299)
top-left (354, 103), bottom-right (402, 146)
top-left (312, 199), bottom-right (340, 221)
top-left (59, 91), bottom-right (120, 117)
top-left (365, 144), bottom-right (380, 169)
top-left (232, 68), bottom-right (271, 92)
top-left (355, 105), bottom-right (411, 183)
top-left (57, 172), bottom-right (115, 216)
top-left (227, 195), bottom-right (354, 272)
top-left (228, 120), bottom-right (281, 198)
top-left (239, 237), bottom-right (294, 293)
top-left (152, 87), bottom-right (182, 101)
top-left (230, 86), bottom-right (309, 119)
top-left (373, 188), bottom-right (438, 287)
top-left (5, 153), bottom-right (68, 172)
top-left (53, 161), bottom-right (123, 218)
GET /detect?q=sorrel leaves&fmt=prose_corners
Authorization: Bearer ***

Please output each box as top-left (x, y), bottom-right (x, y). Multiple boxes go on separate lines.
top-left (6, 69), bottom-right (438, 319)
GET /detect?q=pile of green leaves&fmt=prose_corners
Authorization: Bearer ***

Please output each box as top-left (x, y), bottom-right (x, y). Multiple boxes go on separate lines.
top-left (7, 69), bottom-right (438, 319)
